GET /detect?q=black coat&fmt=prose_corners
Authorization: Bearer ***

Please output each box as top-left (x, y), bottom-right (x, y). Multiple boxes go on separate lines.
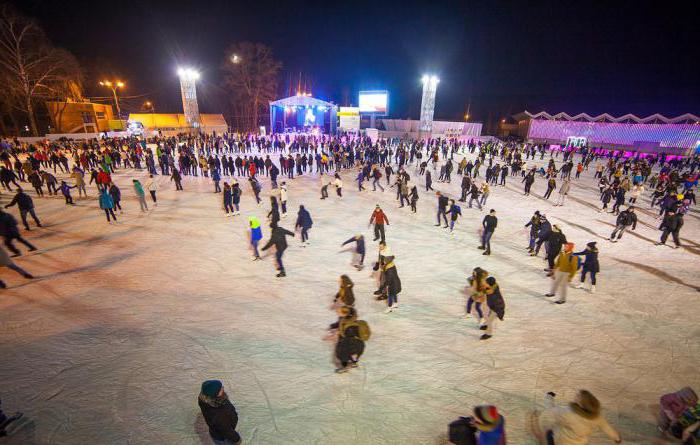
top-left (382, 265), bottom-right (402, 295)
top-left (336, 324), bottom-right (365, 363)
top-left (485, 278), bottom-right (505, 320)
top-left (574, 248), bottom-right (600, 273)
top-left (198, 397), bottom-right (240, 442)
top-left (482, 214), bottom-right (498, 232)
top-left (5, 191), bottom-right (34, 210)
top-left (546, 231), bottom-right (567, 256)
top-left (261, 226), bottom-right (294, 252)
top-left (0, 211), bottom-right (20, 237)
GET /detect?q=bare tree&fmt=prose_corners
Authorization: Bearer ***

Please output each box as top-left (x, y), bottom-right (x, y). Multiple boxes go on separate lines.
top-left (221, 42), bottom-right (281, 131)
top-left (0, 4), bottom-right (82, 135)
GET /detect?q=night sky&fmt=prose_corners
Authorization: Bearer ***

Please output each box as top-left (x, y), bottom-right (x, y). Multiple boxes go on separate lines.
top-left (10, 0), bottom-right (700, 124)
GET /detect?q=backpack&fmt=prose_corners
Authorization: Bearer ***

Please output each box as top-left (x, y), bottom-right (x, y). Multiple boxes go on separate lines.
top-left (448, 417), bottom-right (477, 445)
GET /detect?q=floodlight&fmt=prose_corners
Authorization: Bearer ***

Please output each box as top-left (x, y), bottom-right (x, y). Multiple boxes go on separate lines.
top-left (421, 75), bottom-right (429, 84)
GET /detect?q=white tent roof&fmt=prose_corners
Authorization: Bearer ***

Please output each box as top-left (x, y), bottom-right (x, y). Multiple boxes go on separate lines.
top-left (270, 95), bottom-right (337, 109)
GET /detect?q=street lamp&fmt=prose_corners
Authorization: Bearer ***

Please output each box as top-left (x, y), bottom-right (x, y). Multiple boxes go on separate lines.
top-left (231, 54), bottom-right (240, 64)
top-left (99, 80), bottom-right (125, 119)
top-left (419, 73), bottom-right (439, 137)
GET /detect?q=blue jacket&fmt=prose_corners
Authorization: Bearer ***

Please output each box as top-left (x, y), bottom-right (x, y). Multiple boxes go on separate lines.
top-left (212, 170), bottom-right (221, 181)
top-left (99, 192), bottom-right (114, 209)
top-left (251, 226), bottom-right (263, 242)
top-left (477, 416), bottom-right (506, 445)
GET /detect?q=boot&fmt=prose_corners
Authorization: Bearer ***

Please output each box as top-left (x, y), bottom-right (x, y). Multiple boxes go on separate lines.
top-left (589, 285), bottom-right (596, 293)
top-left (276, 271), bottom-right (286, 278)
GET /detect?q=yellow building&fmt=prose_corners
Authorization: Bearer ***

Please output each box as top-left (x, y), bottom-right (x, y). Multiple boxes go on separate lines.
top-left (128, 113), bottom-right (228, 134)
top-left (45, 101), bottom-right (119, 133)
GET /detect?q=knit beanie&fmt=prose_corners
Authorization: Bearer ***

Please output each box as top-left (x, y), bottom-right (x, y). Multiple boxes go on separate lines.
top-left (474, 405), bottom-right (499, 426)
top-left (201, 380), bottom-right (223, 398)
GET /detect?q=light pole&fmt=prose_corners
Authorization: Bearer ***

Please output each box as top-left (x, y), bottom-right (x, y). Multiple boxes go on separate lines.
top-left (99, 80), bottom-right (125, 119)
top-left (144, 101), bottom-right (156, 130)
top-left (177, 67), bottom-right (201, 132)
top-left (419, 74), bottom-right (439, 139)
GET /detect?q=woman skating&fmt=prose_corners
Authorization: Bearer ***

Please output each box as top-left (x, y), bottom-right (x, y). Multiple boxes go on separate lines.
top-left (573, 242), bottom-right (599, 293)
top-left (294, 205), bottom-right (313, 246)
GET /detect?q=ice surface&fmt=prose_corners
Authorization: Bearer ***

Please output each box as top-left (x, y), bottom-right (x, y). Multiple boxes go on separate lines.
top-left (0, 151), bottom-right (699, 444)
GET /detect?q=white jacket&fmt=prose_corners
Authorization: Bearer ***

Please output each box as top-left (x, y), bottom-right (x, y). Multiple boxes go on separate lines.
top-left (146, 180), bottom-right (158, 192)
top-left (546, 406), bottom-right (620, 445)
top-left (335, 178), bottom-right (343, 188)
top-left (280, 186), bottom-right (288, 202)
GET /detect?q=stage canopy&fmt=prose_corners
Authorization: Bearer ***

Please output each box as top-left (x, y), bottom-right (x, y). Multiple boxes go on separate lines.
top-left (269, 95), bottom-right (338, 135)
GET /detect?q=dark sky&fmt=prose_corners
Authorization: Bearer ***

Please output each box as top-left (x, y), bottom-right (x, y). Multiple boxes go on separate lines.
top-left (11, 0), bottom-right (700, 123)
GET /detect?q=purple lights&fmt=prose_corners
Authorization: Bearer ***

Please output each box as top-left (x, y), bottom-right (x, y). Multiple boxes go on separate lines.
top-left (528, 119), bottom-right (700, 154)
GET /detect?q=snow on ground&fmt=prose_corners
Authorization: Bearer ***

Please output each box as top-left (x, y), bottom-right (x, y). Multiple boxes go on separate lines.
top-left (0, 151), bottom-right (699, 445)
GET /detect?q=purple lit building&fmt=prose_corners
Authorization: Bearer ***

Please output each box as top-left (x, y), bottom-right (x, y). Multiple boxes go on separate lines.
top-left (513, 111), bottom-right (700, 156)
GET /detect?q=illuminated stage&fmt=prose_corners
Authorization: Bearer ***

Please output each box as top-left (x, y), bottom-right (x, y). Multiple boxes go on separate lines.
top-left (269, 94), bottom-right (338, 135)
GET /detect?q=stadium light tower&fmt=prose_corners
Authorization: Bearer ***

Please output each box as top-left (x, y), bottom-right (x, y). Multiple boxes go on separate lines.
top-left (419, 74), bottom-right (439, 139)
top-left (177, 67), bottom-right (201, 131)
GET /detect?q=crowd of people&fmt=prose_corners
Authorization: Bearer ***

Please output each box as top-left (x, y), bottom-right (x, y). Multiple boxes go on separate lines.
top-left (0, 132), bottom-right (698, 443)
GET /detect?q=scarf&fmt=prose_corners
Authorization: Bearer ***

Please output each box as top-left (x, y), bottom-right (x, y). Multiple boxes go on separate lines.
top-left (199, 391), bottom-right (229, 408)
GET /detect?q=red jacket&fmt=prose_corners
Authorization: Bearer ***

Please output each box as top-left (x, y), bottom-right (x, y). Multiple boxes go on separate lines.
top-left (370, 209), bottom-right (389, 225)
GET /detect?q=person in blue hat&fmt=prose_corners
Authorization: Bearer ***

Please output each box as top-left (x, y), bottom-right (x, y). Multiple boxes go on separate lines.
top-left (197, 380), bottom-right (241, 445)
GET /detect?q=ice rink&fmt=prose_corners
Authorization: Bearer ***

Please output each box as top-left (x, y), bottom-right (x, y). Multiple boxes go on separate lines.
top-left (1, 151), bottom-right (699, 444)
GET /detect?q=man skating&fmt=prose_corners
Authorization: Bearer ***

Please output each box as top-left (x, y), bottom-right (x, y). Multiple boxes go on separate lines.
top-left (369, 205), bottom-right (389, 243)
top-left (609, 206), bottom-right (637, 242)
top-left (479, 209), bottom-right (497, 255)
top-left (656, 210), bottom-right (683, 249)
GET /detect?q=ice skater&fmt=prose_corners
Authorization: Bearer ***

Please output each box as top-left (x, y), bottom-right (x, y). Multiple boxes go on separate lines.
top-left (545, 243), bottom-right (580, 304)
top-left (198, 380), bottom-right (242, 445)
top-left (341, 234), bottom-right (366, 270)
top-left (98, 188), bottom-right (117, 223)
top-left (295, 205), bottom-right (313, 246)
top-left (0, 208), bottom-right (37, 256)
top-left (479, 209), bottom-right (497, 255)
top-left (132, 179), bottom-right (148, 212)
top-left (609, 206), bottom-right (637, 242)
top-left (573, 242), bottom-right (599, 293)
top-left (369, 204), bottom-right (389, 243)
top-left (261, 222), bottom-right (295, 277)
top-left (0, 245), bottom-right (34, 288)
top-left (4, 187), bottom-right (42, 230)
top-left (249, 216), bottom-right (263, 260)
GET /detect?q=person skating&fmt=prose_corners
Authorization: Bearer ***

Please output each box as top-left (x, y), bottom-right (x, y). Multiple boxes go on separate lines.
top-left (334, 306), bottom-right (369, 373)
top-left (333, 274), bottom-right (355, 307)
top-left (261, 222), bottom-right (295, 277)
top-left (320, 180), bottom-right (330, 200)
top-left (448, 199), bottom-right (462, 233)
top-left (197, 380), bottom-right (242, 445)
top-left (409, 183), bottom-right (419, 213)
top-left (4, 187), bottom-right (42, 230)
top-left (573, 242), bottom-right (599, 293)
top-left (543, 224), bottom-right (567, 272)
top-left (525, 211), bottom-right (542, 253)
top-left (656, 210), bottom-right (684, 248)
top-left (609, 206), bottom-right (637, 242)
top-left (378, 253), bottom-right (402, 313)
top-left (249, 177), bottom-right (262, 204)
top-left (132, 179), bottom-right (148, 212)
top-left (473, 405), bottom-right (507, 444)
top-left (481, 275), bottom-right (505, 340)
top-left (554, 178), bottom-right (570, 206)
top-left (170, 168), bottom-right (183, 191)
top-left (0, 245), bottom-right (34, 288)
top-left (369, 204), bottom-right (389, 243)
top-left (267, 196), bottom-right (280, 226)
top-left (334, 173), bottom-right (343, 198)
top-left (223, 182), bottom-right (233, 216)
top-left (109, 182), bottom-right (122, 213)
top-left (279, 182), bottom-right (288, 217)
top-left (530, 390), bottom-right (621, 445)
top-left (98, 188), bottom-right (117, 223)
top-left (248, 216), bottom-right (263, 260)
top-left (466, 267), bottom-right (489, 327)
top-left (231, 181), bottom-right (241, 215)
top-left (341, 234), bottom-right (366, 270)
top-left (479, 209), bottom-right (497, 255)
top-left (543, 176), bottom-right (556, 199)
top-left (435, 192), bottom-right (449, 228)
top-left (212, 168), bottom-right (221, 193)
top-left (295, 205), bottom-right (313, 246)
top-left (0, 208), bottom-right (37, 256)
top-left (60, 181), bottom-right (76, 205)
top-left (145, 174), bottom-right (158, 206)
top-left (545, 242), bottom-right (580, 304)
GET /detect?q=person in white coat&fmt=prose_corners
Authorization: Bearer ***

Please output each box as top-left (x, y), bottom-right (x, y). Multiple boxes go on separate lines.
top-left (628, 183), bottom-right (644, 204)
top-left (334, 173), bottom-right (343, 198)
top-left (530, 389), bottom-right (622, 445)
top-left (279, 182), bottom-right (288, 218)
top-left (554, 178), bottom-right (571, 206)
top-left (145, 174), bottom-right (158, 206)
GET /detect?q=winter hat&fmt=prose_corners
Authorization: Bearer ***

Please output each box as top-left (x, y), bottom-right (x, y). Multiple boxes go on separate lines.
top-left (474, 405), bottom-right (499, 426)
top-left (201, 380), bottom-right (223, 398)
top-left (534, 211), bottom-right (540, 216)
top-left (587, 242), bottom-right (597, 248)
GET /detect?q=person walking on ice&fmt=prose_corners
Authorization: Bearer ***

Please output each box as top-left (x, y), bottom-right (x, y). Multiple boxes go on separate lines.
top-left (545, 242), bottom-right (580, 304)
top-left (197, 380), bottom-right (242, 445)
top-left (249, 216), bottom-right (263, 260)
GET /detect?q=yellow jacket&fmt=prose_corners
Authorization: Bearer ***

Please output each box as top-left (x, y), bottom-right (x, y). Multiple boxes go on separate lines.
top-left (555, 252), bottom-right (580, 279)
